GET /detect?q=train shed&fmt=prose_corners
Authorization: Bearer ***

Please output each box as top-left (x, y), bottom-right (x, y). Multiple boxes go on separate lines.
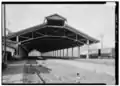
top-left (6, 14), bottom-right (99, 59)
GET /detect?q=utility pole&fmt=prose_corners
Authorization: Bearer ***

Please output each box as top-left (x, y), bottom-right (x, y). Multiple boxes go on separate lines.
top-left (3, 4), bottom-right (7, 64)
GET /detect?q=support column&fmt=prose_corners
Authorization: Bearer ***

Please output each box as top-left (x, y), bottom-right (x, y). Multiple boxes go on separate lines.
top-left (59, 50), bottom-right (60, 57)
top-left (16, 36), bottom-right (19, 55)
top-left (58, 50), bottom-right (59, 57)
top-left (55, 51), bottom-right (56, 57)
top-left (56, 51), bottom-right (57, 57)
top-left (78, 46), bottom-right (80, 58)
top-left (16, 36), bottom-right (19, 42)
top-left (86, 40), bottom-right (90, 59)
top-left (60, 50), bottom-right (61, 57)
top-left (55, 51), bottom-right (56, 56)
top-left (72, 47), bottom-right (73, 57)
top-left (66, 48), bottom-right (68, 57)
top-left (41, 53), bottom-right (42, 56)
top-left (63, 49), bottom-right (64, 57)
top-left (53, 51), bottom-right (55, 57)
top-left (53, 51), bottom-right (54, 56)
top-left (52, 51), bottom-right (53, 56)
top-left (61, 50), bottom-right (62, 57)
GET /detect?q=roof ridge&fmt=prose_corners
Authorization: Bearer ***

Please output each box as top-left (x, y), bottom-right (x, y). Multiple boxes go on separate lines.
top-left (46, 13), bottom-right (66, 20)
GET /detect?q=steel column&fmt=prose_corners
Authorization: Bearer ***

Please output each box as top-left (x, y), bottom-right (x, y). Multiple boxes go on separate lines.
top-left (53, 51), bottom-right (54, 56)
top-left (16, 36), bottom-right (19, 55)
top-left (60, 50), bottom-right (61, 57)
top-left (72, 47), bottom-right (73, 57)
top-left (57, 50), bottom-right (58, 57)
top-left (78, 46), bottom-right (80, 58)
top-left (63, 49), bottom-right (64, 57)
top-left (66, 48), bottom-right (68, 57)
top-left (17, 36), bottom-right (19, 42)
top-left (55, 51), bottom-right (56, 57)
top-left (86, 40), bottom-right (89, 59)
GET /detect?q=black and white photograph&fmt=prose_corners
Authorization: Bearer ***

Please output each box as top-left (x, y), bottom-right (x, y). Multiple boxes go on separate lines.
top-left (1, 1), bottom-right (118, 85)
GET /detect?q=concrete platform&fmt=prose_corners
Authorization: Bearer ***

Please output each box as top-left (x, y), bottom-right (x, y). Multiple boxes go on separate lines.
top-left (2, 59), bottom-right (115, 85)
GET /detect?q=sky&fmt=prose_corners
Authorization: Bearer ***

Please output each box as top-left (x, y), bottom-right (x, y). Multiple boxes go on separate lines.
top-left (4, 2), bottom-right (115, 49)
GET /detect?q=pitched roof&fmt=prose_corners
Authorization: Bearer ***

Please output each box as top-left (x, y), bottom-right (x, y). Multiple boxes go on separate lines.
top-left (6, 23), bottom-right (99, 43)
top-left (46, 13), bottom-right (66, 21)
top-left (6, 14), bottom-right (99, 52)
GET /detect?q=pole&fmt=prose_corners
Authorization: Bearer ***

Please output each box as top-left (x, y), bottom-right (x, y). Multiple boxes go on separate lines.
top-left (86, 40), bottom-right (89, 59)
top-left (63, 49), bottom-right (64, 57)
top-left (3, 4), bottom-right (7, 63)
top-left (78, 46), bottom-right (80, 58)
top-left (66, 48), bottom-right (68, 57)
top-left (60, 50), bottom-right (61, 57)
top-left (72, 47), bottom-right (73, 57)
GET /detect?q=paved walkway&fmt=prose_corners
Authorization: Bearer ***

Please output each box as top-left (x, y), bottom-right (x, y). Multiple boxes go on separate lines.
top-left (36, 59), bottom-right (115, 85)
top-left (2, 59), bottom-right (115, 85)
top-left (52, 59), bottom-right (115, 76)
top-left (2, 60), bottom-right (26, 83)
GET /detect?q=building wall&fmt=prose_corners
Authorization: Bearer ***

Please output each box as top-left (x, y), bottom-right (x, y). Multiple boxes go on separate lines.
top-left (2, 45), bottom-right (15, 56)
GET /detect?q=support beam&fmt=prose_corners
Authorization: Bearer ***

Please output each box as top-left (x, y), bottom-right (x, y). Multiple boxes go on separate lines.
top-left (35, 32), bottom-right (45, 36)
top-left (86, 40), bottom-right (90, 59)
top-left (19, 36), bottom-right (31, 39)
top-left (21, 44), bottom-right (28, 53)
top-left (21, 35), bottom-right (84, 45)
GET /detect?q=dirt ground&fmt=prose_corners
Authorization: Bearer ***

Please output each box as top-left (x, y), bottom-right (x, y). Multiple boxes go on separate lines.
top-left (2, 59), bottom-right (115, 85)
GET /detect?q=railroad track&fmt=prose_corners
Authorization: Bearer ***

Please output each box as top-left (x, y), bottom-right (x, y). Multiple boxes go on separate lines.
top-left (22, 60), bottom-right (78, 84)
top-left (23, 60), bottom-right (46, 84)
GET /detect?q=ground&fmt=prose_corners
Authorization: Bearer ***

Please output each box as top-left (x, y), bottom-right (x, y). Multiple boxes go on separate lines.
top-left (2, 58), bottom-right (115, 85)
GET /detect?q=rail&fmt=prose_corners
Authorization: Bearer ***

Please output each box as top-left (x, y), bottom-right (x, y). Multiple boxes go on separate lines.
top-left (23, 60), bottom-right (46, 84)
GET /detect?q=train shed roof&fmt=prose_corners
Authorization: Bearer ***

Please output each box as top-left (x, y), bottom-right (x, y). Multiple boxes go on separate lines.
top-left (6, 14), bottom-right (99, 52)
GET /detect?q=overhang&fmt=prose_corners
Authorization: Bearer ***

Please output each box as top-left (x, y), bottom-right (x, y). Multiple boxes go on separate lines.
top-left (6, 14), bottom-right (99, 53)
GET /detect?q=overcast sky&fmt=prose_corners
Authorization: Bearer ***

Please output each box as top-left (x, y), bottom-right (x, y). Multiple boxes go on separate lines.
top-left (5, 2), bottom-right (115, 48)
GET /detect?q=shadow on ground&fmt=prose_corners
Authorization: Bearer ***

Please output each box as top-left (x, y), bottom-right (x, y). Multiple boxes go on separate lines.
top-left (2, 64), bottom-right (24, 76)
